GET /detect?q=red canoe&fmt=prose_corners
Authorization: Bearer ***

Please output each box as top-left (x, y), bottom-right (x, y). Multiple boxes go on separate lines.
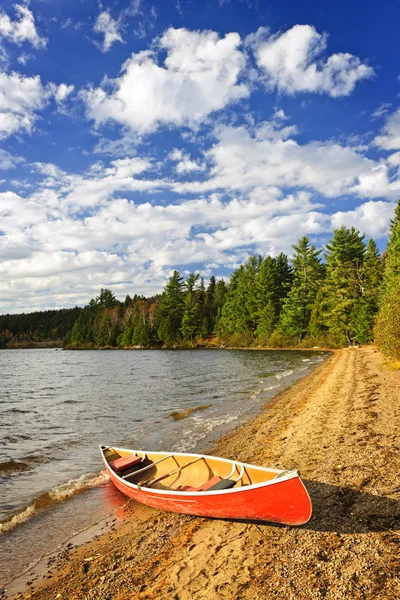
top-left (100, 446), bottom-right (312, 525)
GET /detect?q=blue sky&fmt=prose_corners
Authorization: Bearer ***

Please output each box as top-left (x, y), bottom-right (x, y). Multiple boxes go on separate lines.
top-left (0, 0), bottom-right (400, 313)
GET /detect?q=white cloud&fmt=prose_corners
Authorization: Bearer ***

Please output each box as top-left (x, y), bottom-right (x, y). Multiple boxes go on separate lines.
top-left (169, 148), bottom-right (205, 173)
top-left (173, 122), bottom-right (389, 199)
top-left (0, 149), bottom-right (23, 170)
top-left (249, 25), bottom-right (374, 97)
top-left (0, 3), bottom-right (46, 49)
top-left (53, 83), bottom-right (74, 104)
top-left (0, 71), bottom-right (47, 138)
top-left (83, 27), bottom-right (248, 134)
top-left (0, 73), bottom-right (76, 138)
top-left (371, 102), bottom-right (392, 120)
top-left (17, 52), bottom-right (33, 65)
top-left (374, 108), bottom-right (400, 150)
top-left (93, 11), bottom-right (124, 53)
top-left (330, 200), bottom-right (396, 238)
top-left (1, 137), bottom-right (398, 313)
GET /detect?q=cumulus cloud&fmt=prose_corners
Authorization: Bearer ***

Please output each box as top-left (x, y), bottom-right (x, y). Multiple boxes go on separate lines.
top-left (0, 148), bottom-right (24, 170)
top-left (0, 71), bottom-right (47, 138)
top-left (374, 108), bottom-right (400, 150)
top-left (173, 122), bottom-right (393, 199)
top-left (169, 148), bottom-right (205, 173)
top-left (1, 130), bottom-right (399, 313)
top-left (93, 11), bottom-right (124, 53)
top-left (0, 72), bottom-right (75, 139)
top-left (0, 3), bottom-right (46, 49)
top-left (330, 200), bottom-right (397, 238)
top-left (249, 25), bottom-right (374, 97)
top-left (83, 27), bottom-right (248, 134)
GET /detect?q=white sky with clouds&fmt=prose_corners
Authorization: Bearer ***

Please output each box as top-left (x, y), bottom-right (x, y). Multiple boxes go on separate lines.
top-left (0, 0), bottom-right (399, 313)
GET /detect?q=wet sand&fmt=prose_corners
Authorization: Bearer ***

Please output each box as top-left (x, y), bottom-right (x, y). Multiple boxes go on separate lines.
top-left (6, 347), bottom-right (400, 600)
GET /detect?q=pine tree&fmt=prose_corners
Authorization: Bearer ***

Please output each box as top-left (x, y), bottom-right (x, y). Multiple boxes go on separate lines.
top-left (308, 288), bottom-right (326, 340)
top-left (157, 271), bottom-right (185, 344)
top-left (353, 238), bottom-right (383, 343)
top-left (220, 257), bottom-right (261, 335)
top-left (254, 256), bottom-right (278, 339)
top-left (323, 226), bottom-right (366, 345)
top-left (381, 199), bottom-right (400, 301)
top-left (181, 273), bottom-right (204, 342)
top-left (204, 276), bottom-right (216, 336)
top-left (213, 279), bottom-right (227, 335)
top-left (279, 237), bottom-right (324, 341)
top-left (275, 253), bottom-right (294, 317)
top-left (375, 276), bottom-right (400, 358)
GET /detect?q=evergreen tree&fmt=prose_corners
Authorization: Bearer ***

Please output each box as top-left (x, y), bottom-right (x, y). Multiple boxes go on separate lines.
top-left (157, 271), bottom-right (185, 344)
top-left (213, 279), bottom-right (227, 334)
top-left (308, 288), bottom-right (326, 340)
top-left (181, 273), bottom-right (204, 342)
top-left (375, 276), bottom-right (400, 358)
top-left (95, 311), bottom-right (112, 346)
top-left (95, 288), bottom-right (119, 309)
top-left (323, 226), bottom-right (366, 345)
top-left (220, 258), bottom-right (259, 335)
top-left (353, 239), bottom-right (383, 343)
top-left (381, 199), bottom-right (400, 301)
top-left (279, 237), bottom-right (324, 341)
top-left (275, 253), bottom-right (294, 316)
top-left (204, 276), bottom-right (216, 336)
top-left (254, 256), bottom-right (278, 339)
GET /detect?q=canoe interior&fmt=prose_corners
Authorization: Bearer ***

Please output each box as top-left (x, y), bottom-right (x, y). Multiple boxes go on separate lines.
top-left (103, 447), bottom-right (282, 491)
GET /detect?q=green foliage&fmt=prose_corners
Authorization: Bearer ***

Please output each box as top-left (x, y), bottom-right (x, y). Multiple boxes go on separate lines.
top-left (268, 330), bottom-right (296, 348)
top-left (157, 271), bottom-right (185, 344)
top-left (279, 237), bottom-right (324, 341)
top-left (181, 273), bottom-right (205, 342)
top-left (374, 276), bottom-right (400, 359)
top-left (0, 307), bottom-right (82, 348)
top-left (322, 226), bottom-right (366, 345)
top-left (380, 199), bottom-right (400, 301)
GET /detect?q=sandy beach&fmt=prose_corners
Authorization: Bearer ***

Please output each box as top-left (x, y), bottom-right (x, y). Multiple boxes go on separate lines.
top-left (7, 347), bottom-right (400, 600)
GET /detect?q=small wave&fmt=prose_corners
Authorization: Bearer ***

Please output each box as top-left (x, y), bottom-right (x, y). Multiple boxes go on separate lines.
top-left (176, 414), bottom-right (239, 452)
top-left (263, 383), bottom-right (282, 391)
top-left (9, 408), bottom-right (37, 414)
top-left (4, 433), bottom-right (32, 444)
top-left (166, 404), bottom-right (212, 421)
top-left (275, 370), bottom-right (293, 380)
top-left (0, 459), bottom-right (31, 474)
top-left (302, 358), bottom-right (311, 362)
top-left (0, 471), bottom-right (109, 535)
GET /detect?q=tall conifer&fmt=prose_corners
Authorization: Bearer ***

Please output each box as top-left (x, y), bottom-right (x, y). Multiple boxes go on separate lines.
top-left (323, 226), bottom-right (366, 345)
top-left (279, 237), bottom-right (324, 341)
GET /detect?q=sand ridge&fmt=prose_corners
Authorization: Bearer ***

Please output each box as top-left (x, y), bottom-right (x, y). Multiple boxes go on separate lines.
top-left (7, 347), bottom-right (400, 600)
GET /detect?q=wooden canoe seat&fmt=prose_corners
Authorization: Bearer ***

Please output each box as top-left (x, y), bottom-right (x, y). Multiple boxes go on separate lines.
top-left (179, 476), bottom-right (237, 492)
top-left (109, 455), bottom-right (142, 473)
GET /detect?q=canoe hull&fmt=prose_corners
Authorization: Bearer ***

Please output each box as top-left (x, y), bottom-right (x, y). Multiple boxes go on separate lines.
top-left (104, 458), bottom-right (312, 526)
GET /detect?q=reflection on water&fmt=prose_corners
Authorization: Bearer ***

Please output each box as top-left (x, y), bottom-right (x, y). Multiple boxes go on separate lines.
top-left (0, 347), bottom-right (329, 585)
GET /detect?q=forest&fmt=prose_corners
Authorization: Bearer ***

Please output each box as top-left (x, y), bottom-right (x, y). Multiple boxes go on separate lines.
top-left (1, 200), bottom-right (400, 358)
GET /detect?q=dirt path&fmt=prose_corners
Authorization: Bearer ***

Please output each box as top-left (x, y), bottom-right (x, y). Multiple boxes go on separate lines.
top-left (8, 348), bottom-right (400, 600)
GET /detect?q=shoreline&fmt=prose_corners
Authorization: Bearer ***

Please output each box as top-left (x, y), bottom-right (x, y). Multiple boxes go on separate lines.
top-left (5, 347), bottom-right (400, 599)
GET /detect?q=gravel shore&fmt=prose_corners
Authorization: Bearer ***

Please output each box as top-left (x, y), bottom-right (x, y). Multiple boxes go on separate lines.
top-left (8, 347), bottom-right (400, 600)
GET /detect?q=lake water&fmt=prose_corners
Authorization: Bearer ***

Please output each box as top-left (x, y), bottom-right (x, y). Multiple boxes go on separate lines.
top-left (0, 348), bottom-right (328, 588)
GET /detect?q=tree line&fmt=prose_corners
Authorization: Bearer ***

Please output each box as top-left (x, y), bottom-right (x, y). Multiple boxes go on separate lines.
top-left (1, 201), bottom-right (399, 357)
top-left (0, 307), bottom-right (82, 348)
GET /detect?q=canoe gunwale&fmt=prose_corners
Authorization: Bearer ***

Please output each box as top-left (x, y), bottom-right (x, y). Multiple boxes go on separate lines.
top-left (100, 446), bottom-right (301, 497)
